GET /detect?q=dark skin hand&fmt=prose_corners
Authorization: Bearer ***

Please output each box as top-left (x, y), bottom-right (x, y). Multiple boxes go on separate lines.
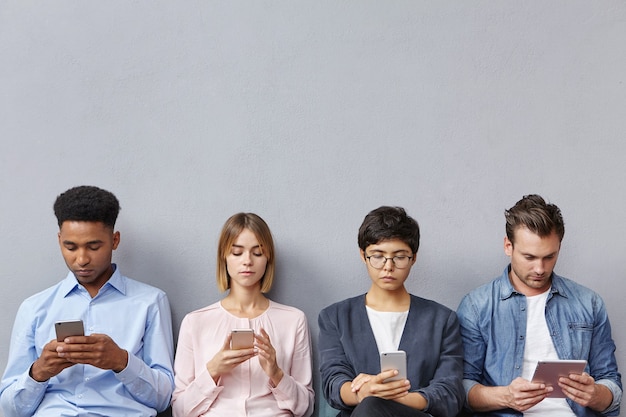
top-left (30, 340), bottom-right (74, 382)
top-left (30, 334), bottom-right (128, 382)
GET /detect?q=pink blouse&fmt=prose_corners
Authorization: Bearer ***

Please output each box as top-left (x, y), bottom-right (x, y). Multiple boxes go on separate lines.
top-left (172, 300), bottom-right (314, 417)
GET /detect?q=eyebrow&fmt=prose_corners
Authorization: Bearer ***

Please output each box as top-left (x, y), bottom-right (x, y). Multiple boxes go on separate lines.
top-left (367, 249), bottom-right (411, 255)
top-left (521, 251), bottom-right (557, 258)
top-left (62, 240), bottom-right (104, 246)
top-left (231, 244), bottom-right (262, 250)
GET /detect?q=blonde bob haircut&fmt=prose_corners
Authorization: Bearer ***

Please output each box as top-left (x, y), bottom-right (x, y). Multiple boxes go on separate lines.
top-left (216, 213), bottom-right (275, 293)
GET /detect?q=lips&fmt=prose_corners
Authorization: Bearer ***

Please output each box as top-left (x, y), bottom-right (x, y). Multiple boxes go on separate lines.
top-left (76, 269), bottom-right (93, 277)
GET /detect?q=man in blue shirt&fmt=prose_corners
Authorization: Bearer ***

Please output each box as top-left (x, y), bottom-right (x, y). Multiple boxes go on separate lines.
top-left (457, 194), bottom-right (621, 417)
top-left (0, 185), bottom-right (175, 417)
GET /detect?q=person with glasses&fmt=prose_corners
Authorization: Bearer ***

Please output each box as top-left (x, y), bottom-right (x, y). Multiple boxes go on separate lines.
top-left (318, 206), bottom-right (464, 417)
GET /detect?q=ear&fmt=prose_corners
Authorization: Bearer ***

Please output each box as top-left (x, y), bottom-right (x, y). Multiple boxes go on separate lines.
top-left (410, 253), bottom-right (417, 266)
top-left (112, 231), bottom-right (121, 250)
top-left (504, 236), bottom-right (513, 257)
top-left (360, 249), bottom-right (367, 264)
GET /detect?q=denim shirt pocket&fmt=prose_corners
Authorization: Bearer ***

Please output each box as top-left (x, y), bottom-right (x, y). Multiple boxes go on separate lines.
top-left (568, 322), bottom-right (593, 358)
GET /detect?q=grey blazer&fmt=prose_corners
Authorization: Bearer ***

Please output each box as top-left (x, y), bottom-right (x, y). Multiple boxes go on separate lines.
top-left (318, 293), bottom-right (464, 417)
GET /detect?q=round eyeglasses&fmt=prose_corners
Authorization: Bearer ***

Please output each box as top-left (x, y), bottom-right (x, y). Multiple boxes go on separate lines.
top-left (365, 255), bottom-right (413, 269)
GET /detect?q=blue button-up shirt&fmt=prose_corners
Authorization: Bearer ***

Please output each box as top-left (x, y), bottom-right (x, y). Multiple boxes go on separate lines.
top-left (0, 265), bottom-right (175, 417)
top-left (457, 266), bottom-right (622, 417)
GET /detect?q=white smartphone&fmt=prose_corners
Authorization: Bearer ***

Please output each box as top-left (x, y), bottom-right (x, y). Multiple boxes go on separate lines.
top-left (55, 320), bottom-right (85, 342)
top-left (380, 350), bottom-right (407, 383)
top-left (531, 359), bottom-right (587, 398)
top-left (231, 329), bottom-right (254, 349)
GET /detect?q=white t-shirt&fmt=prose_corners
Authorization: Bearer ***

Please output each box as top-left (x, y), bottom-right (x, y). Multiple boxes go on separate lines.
top-left (365, 306), bottom-right (408, 353)
top-left (522, 290), bottom-right (576, 417)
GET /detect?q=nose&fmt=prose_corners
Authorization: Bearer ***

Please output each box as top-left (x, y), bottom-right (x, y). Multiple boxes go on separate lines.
top-left (382, 257), bottom-right (395, 271)
top-left (242, 251), bottom-right (253, 265)
top-left (534, 260), bottom-right (545, 275)
top-left (76, 249), bottom-right (90, 267)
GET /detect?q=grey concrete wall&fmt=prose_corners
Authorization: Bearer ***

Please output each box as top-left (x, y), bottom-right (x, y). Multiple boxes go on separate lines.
top-left (1, 2), bottom-right (625, 416)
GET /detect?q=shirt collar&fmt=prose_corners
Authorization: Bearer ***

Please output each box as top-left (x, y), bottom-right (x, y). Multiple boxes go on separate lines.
top-left (548, 273), bottom-right (568, 298)
top-left (498, 264), bottom-right (568, 300)
top-left (60, 264), bottom-right (126, 297)
top-left (498, 265), bottom-right (518, 300)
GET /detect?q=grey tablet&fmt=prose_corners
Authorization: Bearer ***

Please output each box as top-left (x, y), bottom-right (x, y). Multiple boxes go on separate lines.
top-left (531, 360), bottom-right (587, 398)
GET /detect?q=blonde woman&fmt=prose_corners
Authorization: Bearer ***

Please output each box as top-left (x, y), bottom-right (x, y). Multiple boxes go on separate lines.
top-left (172, 213), bottom-right (314, 417)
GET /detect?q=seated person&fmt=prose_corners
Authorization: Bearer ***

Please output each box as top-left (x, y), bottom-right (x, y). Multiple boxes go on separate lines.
top-left (318, 206), bottom-right (464, 417)
top-left (457, 194), bottom-right (622, 416)
top-left (0, 185), bottom-right (174, 417)
top-left (172, 213), bottom-right (314, 417)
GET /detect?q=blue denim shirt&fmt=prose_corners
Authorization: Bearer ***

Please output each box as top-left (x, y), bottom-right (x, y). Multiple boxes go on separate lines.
top-left (457, 266), bottom-right (622, 417)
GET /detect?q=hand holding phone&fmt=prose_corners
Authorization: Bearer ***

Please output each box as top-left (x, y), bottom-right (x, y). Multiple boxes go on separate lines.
top-left (55, 320), bottom-right (85, 342)
top-left (380, 350), bottom-right (407, 383)
top-left (231, 329), bottom-right (254, 349)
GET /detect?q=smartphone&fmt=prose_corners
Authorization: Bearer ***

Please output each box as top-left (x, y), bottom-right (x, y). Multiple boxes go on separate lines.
top-left (55, 320), bottom-right (85, 342)
top-left (231, 329), bottom-right (254, 349)
top-left (380, 350), bottom-right (407, 383)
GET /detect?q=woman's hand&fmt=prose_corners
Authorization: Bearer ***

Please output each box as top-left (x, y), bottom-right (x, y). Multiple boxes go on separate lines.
top-left (255, 328), bottom-right (284, 386)
top-left (206, 333), bottom-right (257, 383)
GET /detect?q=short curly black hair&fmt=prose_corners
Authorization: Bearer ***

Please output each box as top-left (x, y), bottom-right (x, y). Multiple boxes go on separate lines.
top-left (53, 185), bottom-right (120, 229)
top-left (358, 206), bottom-right (420, 253)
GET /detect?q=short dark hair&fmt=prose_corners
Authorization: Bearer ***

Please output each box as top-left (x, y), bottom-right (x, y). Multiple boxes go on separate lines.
top-left (358, 206), bottom-right (420, 253)
top-left (53, 185), bottom-right (120, 229)
top-left (505, 194), bottom-right (564, 244)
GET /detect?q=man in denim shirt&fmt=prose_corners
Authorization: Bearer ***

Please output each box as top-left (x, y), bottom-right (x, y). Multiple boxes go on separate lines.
top-left (457, 194), bottom-right (621, 416)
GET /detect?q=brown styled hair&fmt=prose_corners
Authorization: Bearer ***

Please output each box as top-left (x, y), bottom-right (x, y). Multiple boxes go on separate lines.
top-left (505, 194), bottom-right (565, 244)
